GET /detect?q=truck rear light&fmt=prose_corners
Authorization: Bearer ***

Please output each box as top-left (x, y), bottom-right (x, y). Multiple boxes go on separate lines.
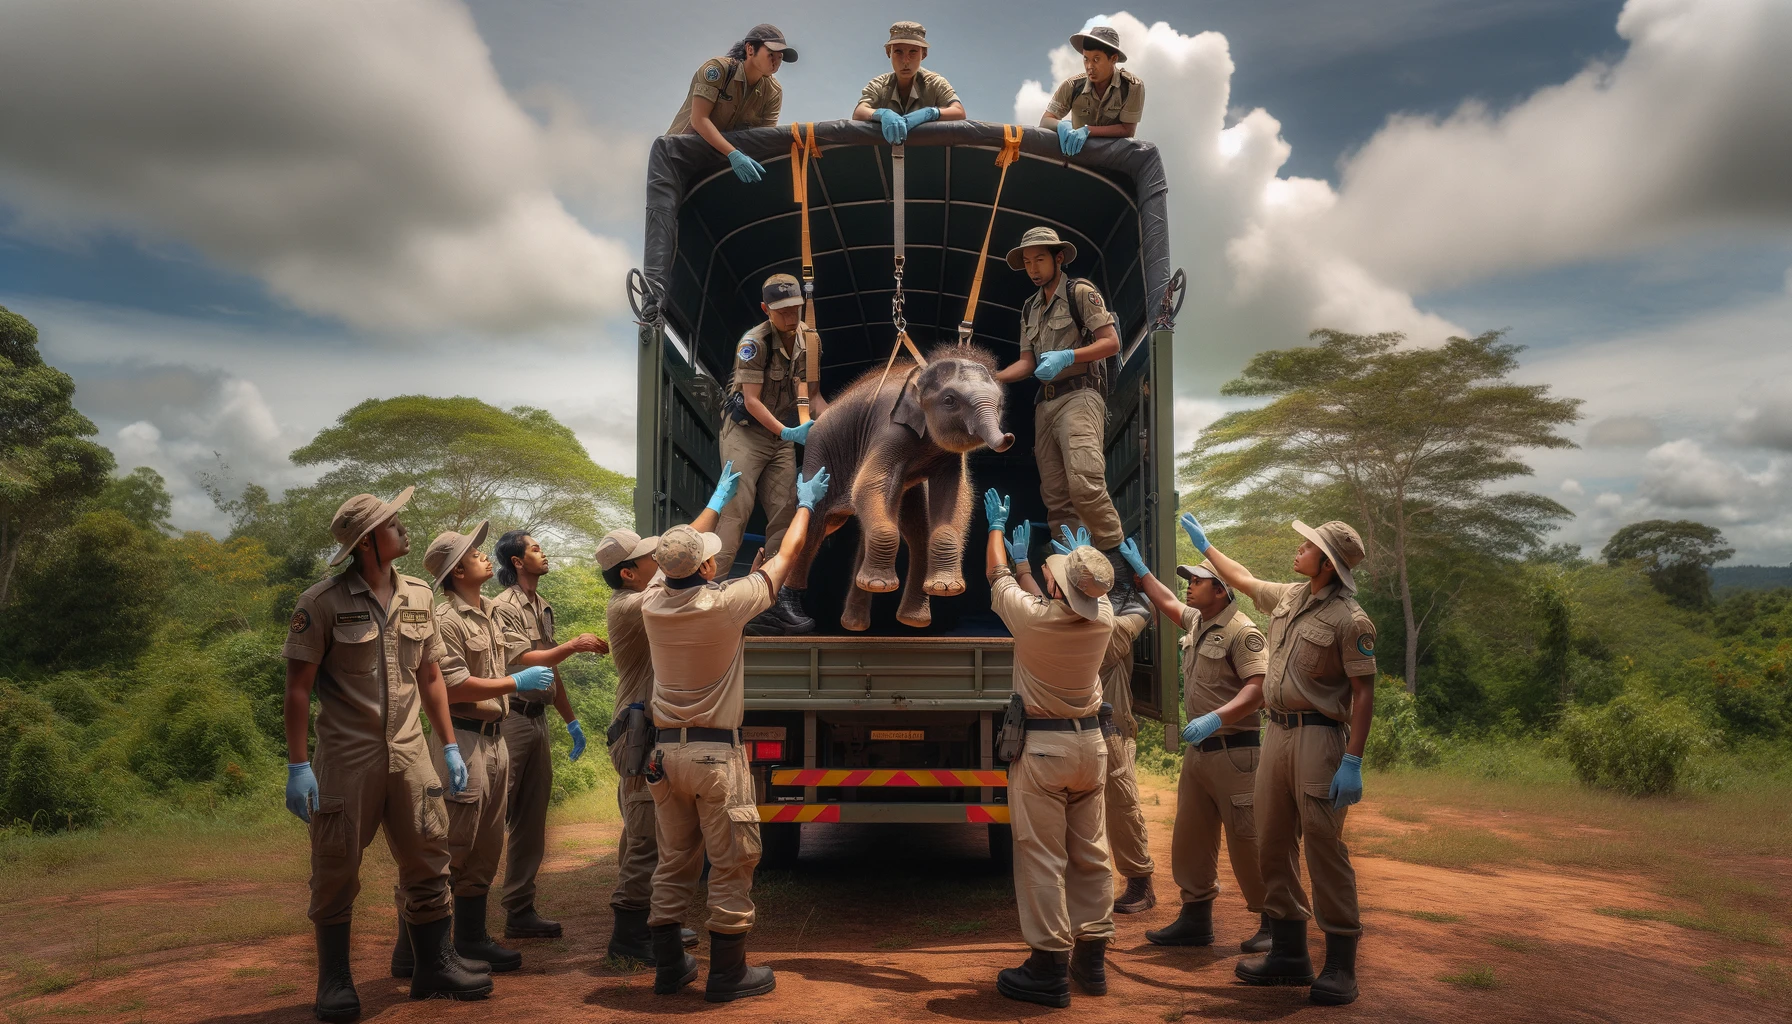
top-left (751, 741), bottom-right (784, 762)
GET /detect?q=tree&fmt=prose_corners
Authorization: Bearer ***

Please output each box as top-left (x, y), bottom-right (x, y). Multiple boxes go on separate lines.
top-left (0, 306), bottom-right (115, 611)
top-left (1602, 519), bottom-right (1733, 610)
top-left (1183, 329), bottom-right (1582, 692)
top-left (1, 510), bottom-right (165, 668)
top-left (98, 467), bottom-right (175, 535)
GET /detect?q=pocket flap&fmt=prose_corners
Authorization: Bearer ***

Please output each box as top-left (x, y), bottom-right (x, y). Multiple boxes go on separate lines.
top-left (332, 623), bottom-right (377, 644)
top-left (1046, 313), bottom-right (1075, 330)
top-left (463, 629), bottom-right (491, 651)
top-left (726, 805), bottom-right (762, 824)
top-left (445, 788), bottom-right (480, 804)
top-left (1301, 781), bottom-right (1334, 799)
top-left (1300, 625), bottom-right (1337, 647)
top-left (399, 620), bottom-right (431, 641)
top-left (315, 794), bottom-right (346, 814)
top-left (1230, 793), bottom-right (1254, 808)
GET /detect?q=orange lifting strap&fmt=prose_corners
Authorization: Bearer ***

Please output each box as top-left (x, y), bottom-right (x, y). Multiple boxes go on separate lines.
top-left (790, 124), bottom-right (823, 423)
top-left (957, 125), bottom-right (1025, 346)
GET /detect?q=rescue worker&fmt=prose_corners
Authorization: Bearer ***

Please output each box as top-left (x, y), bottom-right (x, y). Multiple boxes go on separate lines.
top-left (1098, 600), bottom-right (1157, 915)
top-left (993, 227), bottom-right (1132, 603)
top-left (983, 502), bottom-right (1117, 1008)
top-left (1039, 25), bottom-right (1145, 155)
top-left (492, 531), bottom-right (610, 940)
top-left (852, 21), bottom-right (965, 144)
top-left (282, 489), bottom-right (490, 1019)
top-left (388, 523), bottom-right (556, 979)
top-left (1116, 542), bottom-right (1272, 954)
top-left (641, 465), bottom-right (831, 1002)
top-left (596, 465), bottom-right (740, 963)
top-left (668, 24), bottom-right (796, 183)
top-left (716, 273), bottom-right (828, 634)
top-left (1179, 513), bottom-right (1377, 1006)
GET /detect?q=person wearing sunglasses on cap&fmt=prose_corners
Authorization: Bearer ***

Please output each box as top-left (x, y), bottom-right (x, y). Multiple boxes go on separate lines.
top-left (852, 21), bottom-right (965, 144)
top-left (668, 24), bottom-right (796, 182)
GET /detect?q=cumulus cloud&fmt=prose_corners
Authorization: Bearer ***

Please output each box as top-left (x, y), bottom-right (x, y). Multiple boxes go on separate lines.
top-left (1587, 415), bottom-right (1663, 447)
top-left (1728, 383), bottom-right (1792, 451)
top-left (0, 0), bottom-right (631, 333)
top-left (1640, 438), bottom-right (1778, 510)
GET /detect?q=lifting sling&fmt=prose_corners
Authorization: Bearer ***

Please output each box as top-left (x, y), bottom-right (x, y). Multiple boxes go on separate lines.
top-left (876, 141), bottom-right (927, 390)
top-left (790, 123), bottom-right (822, 423)
top-left (957, 125), bottom-right (1025, 346)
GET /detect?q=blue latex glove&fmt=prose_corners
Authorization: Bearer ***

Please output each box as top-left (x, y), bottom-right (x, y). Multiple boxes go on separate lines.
top-left (983, 489), bottom-right (1010, 532)
top-left (780, 420), bottom-right (815, 445)
top-left (442, 743), bottom-right (468, 794)
top-left (1117, 537), bottom-right (1150, 578)
top-left (1033, 349), bottom-right (1077, 382)
top-left (1052, 524), bottom-right (1092, 555)
top-left (1181, 712), bottom-right (1222, 746)
top-left (706, 460), bottom-right (740, 513)
top-left (566, 720), bottom-right (587, 762)
top-left (727, 149), bottom-right (765, 183)
top-left (512, 665), bottom-right (555, 692)
top-left (285, 762), bottom-right (318, 823)
top-left (1330, 753), bottom-right (1364, 810)
top-left (1005, 521), bottom-right (1032, 565)
top-left (874, 108), bottom-right (909, 144)
top-left (1180, 512), bottom-right (1211, 554)
top-left (796, 466), bottom-right (831, 510)
top-left (903, 106), bottom-right (940, 131)
top-left (1056, 119), bottom-right (1090, 156)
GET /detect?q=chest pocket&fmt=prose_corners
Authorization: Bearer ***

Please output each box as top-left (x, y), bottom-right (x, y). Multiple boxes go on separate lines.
top-left (396, 616), bottom-right (431, 669)
top-left (331, 622), bottom-right (381, 676)
top-left (1294, 624), bottom-right (1336, 672)
top-left (462, 627), bottom-right (492, 674)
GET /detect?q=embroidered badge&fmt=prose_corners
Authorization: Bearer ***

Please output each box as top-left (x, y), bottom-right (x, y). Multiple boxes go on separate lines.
top-left (1357, 634), bottom-right (1375, 657)
top-left (290, 608), bottom-right (311, 633)
top-left (704, 62), bottom-right (722, 83)
top-left (336, 610), bottom-right (371, 624)
top-left (738, 339), bottom-right (759, 362)
top-left (401, 609), bottom-right (430, 623)
top-left (1088, 291), bottom-right (1103, 307)
top-left (1244, 632), bottom-right (1265, 652)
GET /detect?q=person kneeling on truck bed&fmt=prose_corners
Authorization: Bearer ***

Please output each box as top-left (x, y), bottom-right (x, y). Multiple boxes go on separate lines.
top-left (640, 466), bottom-right (831, 1002)
top-left (983, 496), bottom-right (1117, 1009)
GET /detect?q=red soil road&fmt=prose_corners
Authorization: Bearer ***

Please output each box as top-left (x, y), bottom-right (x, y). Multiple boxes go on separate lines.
top-left (3, 774), bottom-right (1787, 1024)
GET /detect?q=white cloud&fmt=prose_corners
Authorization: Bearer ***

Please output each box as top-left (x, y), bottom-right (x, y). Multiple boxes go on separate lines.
top-left (0, 0), bottom-right (631, 334)
top-left (1586, 415), bottom-right (1663, 447)
top-left (1728, 382), bottom-right (1792, 451)
top-left (1560, 478), bottom-right (1585, 497)
top-left (1640, 438), bottom-right (1775, 509)
top-left (1173, 396), bottom-right (1232, 454)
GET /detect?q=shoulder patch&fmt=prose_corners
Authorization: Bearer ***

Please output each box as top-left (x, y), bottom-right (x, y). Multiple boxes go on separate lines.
top-left (737, 338), bottom-right (759, 362)
top-left (290, 607), bottom-right (311, 633)
top-left (336, 610), bottom-right (371, 625)
top-left (703, 61), bottom-right (723, 83)
top-left (1357, 634), bottom-right (1375, 657)
top-left (1244, 631), bottom-right (1265, 653)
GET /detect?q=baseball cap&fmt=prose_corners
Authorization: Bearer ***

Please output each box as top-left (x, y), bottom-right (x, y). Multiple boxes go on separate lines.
top-left (1044, 545), bottom-right (1114, 621)
top-left (1293, 519), bottom-right (1367, 592)
top-left (762, 273), bottom-right (803, 311)
top-left (887, 21), bottom-right (927, 48)
top-left (656, 524), bottom-right (723, 580)
top-left (596, 528), bottom-right (660, 571)
top-left (327, 487), bottom-right (414, 566)
top-left (1177, 562), bottom-right (1231, 598)
top-left (423, 520), bottom-right (490, 590)
top-left (747, 23), bottom-right (798, 62)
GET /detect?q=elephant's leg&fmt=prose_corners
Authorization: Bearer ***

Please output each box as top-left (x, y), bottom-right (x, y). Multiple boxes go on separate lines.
top-left (840, 530), bottom-right (874, 631)
top-left (895, 484), bottom-right (933, 629)
top-left (921, 454), bottom-right (973, 597)
top-left (852, 468), bottom-right (903, 594)
top-left (788, 503), bottom-right (853, 592)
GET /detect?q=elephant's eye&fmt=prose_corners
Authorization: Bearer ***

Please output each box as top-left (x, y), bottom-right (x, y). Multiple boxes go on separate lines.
top-left (941, 394), bottom-right (956, 407)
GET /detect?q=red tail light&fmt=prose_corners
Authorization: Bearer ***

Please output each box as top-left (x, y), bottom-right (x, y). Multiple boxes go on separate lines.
top-left (751, 741), bottom-right (784, 762)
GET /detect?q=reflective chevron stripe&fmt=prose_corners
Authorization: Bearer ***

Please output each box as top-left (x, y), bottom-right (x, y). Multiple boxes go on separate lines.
top-left (768, 768), bottom-right (1008, 787)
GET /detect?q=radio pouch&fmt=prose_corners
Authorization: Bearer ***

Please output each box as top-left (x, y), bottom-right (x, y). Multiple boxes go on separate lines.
top-left (996, 693), bottom-right (1026, 763)
top-left (620, 703), bottom-right (653, 777)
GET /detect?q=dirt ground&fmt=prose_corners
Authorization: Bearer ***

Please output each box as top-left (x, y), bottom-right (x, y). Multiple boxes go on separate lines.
top-left (4, 773), bottom-right (1787, 1024)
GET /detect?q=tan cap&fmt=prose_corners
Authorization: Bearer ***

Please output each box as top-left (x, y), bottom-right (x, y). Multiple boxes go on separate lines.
top-left (762, 273), bottom-right (803, 311)
top-left (1070, 24), bottom-right (1128, 62)
top-left (424, 520), bottom-right (489, 590)
top-left (656, 524), bottom-right (723, 580)
top-left (1045, 545), bottom-right (1114, 621)
top-left (596, 528), bottom-right (660, 571)
top-left (327, 487), bottom-right (414, 566)
top-left (886, 21), bottom-right (927, 48)
top-left (1293, 519), bottom-right (1366, 592)
top-left (1005, 226), bottom-right (1078, 271)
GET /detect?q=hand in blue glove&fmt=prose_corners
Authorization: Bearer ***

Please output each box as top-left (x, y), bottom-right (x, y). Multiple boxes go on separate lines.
top-left (1329, 753), bottom-right (1364, 810)
top-left (1005, 520), bottom-right (1032, 565)
top-left (511, 665), bottom-right (555, 692)
top-left (706, 460), bottom-right (740, 513)
top-left (1117, 537), bottom-right (1150, 578)
top-left (1056, 119), bottom-right (1090, 156)
top-left (285, 762), bottom-right (318, 823)
top-left (903, 106), bottom-right (940, 131)
top-left (1033, 349), bottom-right (1077, 382)
top-left (566, 720), bottom-right (587, 762)
top-left (780, 420), bottom-right (814, 445)
top-left (796, 466), bottom-right (830, 510)
top-left (442, 743), bottom-right (469, 794)
top-left (983, 489), bottom-right (1010, 532)
top-left (727, 149), bottom-right (765, 183)
top-left (874, 108), bottom-right (908, 145)
top-left (1180, 512), bottom-right (1211, 553)
top-left (1181, 712), bottom-right (1222, 746)
top-left (1052, 524), bottom-right (1092, 555)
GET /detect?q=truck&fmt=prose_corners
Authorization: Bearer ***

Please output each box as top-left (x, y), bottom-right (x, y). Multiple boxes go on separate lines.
top-left (631, 119), bottom-right (1180, 867)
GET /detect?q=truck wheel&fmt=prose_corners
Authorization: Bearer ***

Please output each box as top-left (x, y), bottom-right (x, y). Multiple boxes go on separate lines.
top-left (987, 823), bottom-right (1013, 872)
top-left (760, 822), bottom-right (801, 870)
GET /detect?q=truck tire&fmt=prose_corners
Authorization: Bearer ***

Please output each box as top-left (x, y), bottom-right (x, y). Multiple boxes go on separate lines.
top-left (759, 822), bottom-right (801, 870)
top-left (987, 823), bottom-right (1013, 872)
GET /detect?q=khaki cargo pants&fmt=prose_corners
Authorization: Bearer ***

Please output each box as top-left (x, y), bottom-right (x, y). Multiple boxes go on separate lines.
top-left (1256, 720), bottom-right (1360, 936)
top-left (308, 754), bottom-right (452, 926)
top-left (716, 418), bottom-right (797, 572)
top-left (608, 734), bottom-right (659, 912)
top-left (1103, 734), bottom-right (1156, 879)
top-left (500, 710), bottom-right (553, 916)
top-left (1172, 741), bottom-right (1267, 910)
top-left (1010, 726), bottom-right (1116, 952)
top-left (424, 724), bottom-right (509, 898)
top-left (646, 740), bottom-right (762, 935)
top-left (1034, 389), bottom-right (1123, 550)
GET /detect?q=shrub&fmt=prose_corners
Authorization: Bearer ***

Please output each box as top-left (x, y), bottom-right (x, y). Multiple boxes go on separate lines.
top-left (124, 680), bottom-right (267, 795)
top-left (1365, 677), bottom-right (1441, 770)
top-left (1558, 689), bottom-right (1711, 796)
top-left (3, 727), bottom-right (99, 830)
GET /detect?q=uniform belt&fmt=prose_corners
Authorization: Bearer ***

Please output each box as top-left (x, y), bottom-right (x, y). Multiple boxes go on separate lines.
top-left (1024, 716), bottom-right (1102, 732)
top-left (655, 726), bottom-right (740, 745)
top-left (1195, 731), bottom-right (1262, 752)
top-left (1268, 710), bottom-right (1341, 729)
top-left (450, 715), bottom-right (504, 737)
top-left (508, 697), bottom-right (548, 718)
top-left (1036, 372), bottom-right (1103, 404)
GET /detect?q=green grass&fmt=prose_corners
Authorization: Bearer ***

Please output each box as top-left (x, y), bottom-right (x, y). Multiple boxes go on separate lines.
top-left (1388, 908), bottom-right (1464, 924)
top-left (264, 984), bottom-right (296, 997)
top-left (1439, 965), bottom-right (1498, 989)
top-left (1381, 804), bottom-right (1431, 824)
top-left (1487, 934), bottom-right (1540, 952)
top-left (1594, 905), bottom-right (1782, 947)
top-left (1358, 824), bottom-right (1529, 870)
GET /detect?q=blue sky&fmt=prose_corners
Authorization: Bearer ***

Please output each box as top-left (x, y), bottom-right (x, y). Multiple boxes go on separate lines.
top-left (2, 0), bottom-right (1789, 562)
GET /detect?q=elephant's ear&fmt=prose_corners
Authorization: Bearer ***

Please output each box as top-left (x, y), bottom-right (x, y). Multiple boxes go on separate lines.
top-left (891, 367), bottom-right (927, 439)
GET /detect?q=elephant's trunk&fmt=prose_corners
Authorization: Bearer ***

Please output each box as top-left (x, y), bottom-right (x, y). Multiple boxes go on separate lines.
top-left (973, 406), bottom-right (1014, 453)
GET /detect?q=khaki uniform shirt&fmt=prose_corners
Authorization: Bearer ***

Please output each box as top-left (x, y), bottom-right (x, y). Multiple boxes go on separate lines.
top-left (282, 567), bottom-right (444, 772)
top-left (668, 57), bottom-right (782, 136)
top-left (731, 320), bottom-right (809, 424)
top-left (859, 68), bottom-right (959, 116)
top-left (606, 579), bottom-right (663, 722)
top-left (1178, 601), bottom-right (1269, 736)
top-left (434, 590), bottom-right (527, 723)
top-left (1099, 610), bottom-right (1148, 738)
top-left (989, 568), bottom-right (1115, 719)
top-left (493, 585), bottom-right (555, 704)
top-left (1020, 273), bottom-right (1116, 364)
top-left (1044, 69), bottom-right (1146, 129)
top-left (1250, 581), bottom-right (1377, 722)
top-left (641, 571), bottom-right (775, 730)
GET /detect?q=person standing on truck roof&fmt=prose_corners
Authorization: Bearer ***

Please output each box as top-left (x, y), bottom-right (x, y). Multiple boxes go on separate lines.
top-left (716, 273), bottom-right (829, 635)
top-left (668, 24), bottom-right (795, 183)
top-left (281, 489), bottom-right (493, 1020)
top-left (853, 21), bottom-right (965, 145)
top-left (1114, 541), bottom-right (1273, 955)
top-left (1178, 514), bottom-right (1377, 1007)
top-left (594, 465), bottom-right (739, 965)
top-left (1097, 601), bottom-right (1159, 916)
top-left (1039, 25), bottom-right (1145, 156)
top-left (983, 501), bottom-right (1118, 1009)
top-left (640, 466), bottom-right (830, 1002)
top-left (491, 531), bottom-right (610, 942)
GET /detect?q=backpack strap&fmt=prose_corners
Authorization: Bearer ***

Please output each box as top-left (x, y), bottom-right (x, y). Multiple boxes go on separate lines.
top-left (1066, 74), bottom-right (1129, 113)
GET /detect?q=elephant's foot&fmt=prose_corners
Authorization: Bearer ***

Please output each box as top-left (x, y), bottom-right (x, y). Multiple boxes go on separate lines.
top-left (922, 572), bottom-right (966, 597)
top-left (841, 587), bottom-right (872, 632)
top-left (896, 586), bottom-right (932, 628)
top-left (855, 568), bottom-right (901, 594)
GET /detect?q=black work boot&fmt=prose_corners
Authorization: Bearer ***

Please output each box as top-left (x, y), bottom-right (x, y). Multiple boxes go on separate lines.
top-left (704, 930), bottom-right (775, 1002)
top-left (1240, 912), bottom-right (1274, 954)
top-left (393, 916), bottom-right (489, 978)
top-left (504, 904), bottom-right (562, 939)
top-left (313, 922), bottom-right (360, 1023)
top-left (454, 895), bottom-right (521, 973)
top-left (773, 586), bottom-right (815, 634)
top-left (1069, 938), bottom-right (1108, 996)
top-left (1114, 874), bottom-right (1157, 915)
top-left (407, 915), bottom-right (493, 1001)
top-left (997, 948), bottom-right (1071, 1008)
top-left (650, 924), bottom-right (699, 994)
top-left (1146, 900), bottom-right (1215, 946)
top-left (607, 907), bottom-right (656, 965)
top-left (1235, 916), bottom-right (1316, 987)
top-left (1309, 933), bottom-right (1360, 1005)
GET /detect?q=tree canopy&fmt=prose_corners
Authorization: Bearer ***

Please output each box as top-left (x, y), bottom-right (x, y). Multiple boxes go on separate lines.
top-left (1603, 519), bottom-right (1734, 609)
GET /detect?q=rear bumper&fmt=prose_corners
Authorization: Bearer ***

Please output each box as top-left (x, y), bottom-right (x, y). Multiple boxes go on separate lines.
top-left (758, 803), bottom-right (1010, 824)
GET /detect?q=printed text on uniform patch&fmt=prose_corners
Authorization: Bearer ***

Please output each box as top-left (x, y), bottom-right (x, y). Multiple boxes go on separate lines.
top-left (335, 610), bottom-right (371, 624)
